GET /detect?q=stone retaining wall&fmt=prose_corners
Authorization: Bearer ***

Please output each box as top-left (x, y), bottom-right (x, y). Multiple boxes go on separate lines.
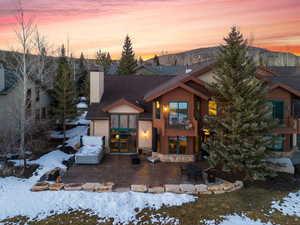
top-left (152, 152), bottom-right (195, 163)
top-left (131, 180), bottom-right (243, 195)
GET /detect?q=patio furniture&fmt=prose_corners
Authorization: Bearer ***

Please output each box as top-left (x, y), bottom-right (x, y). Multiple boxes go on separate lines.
top-left (75, 136), bottom-right (104, 164)
top-left (185, 164), bottom-right (203, 181)
top-left (131, 156), bottom-right (141, 165)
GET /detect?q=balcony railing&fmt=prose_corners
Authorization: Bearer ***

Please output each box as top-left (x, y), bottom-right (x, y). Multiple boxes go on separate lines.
top-left (166, 118), bottom-right (194, 130)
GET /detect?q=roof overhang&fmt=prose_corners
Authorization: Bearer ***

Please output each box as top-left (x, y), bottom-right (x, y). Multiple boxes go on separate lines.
top-left (102, 98), bottom-right (144, 113)
top-left (269, 83), bottom-right (300, 98)
top-left (144, 81), bottom-right (210, 102)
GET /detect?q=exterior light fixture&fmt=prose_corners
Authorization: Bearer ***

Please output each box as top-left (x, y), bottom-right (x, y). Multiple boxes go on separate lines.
top-left (163, 106), bottom-right (169, 113)
top-left (142, 130), bottom-right (149, 138)
top-left (156, 101), bottom-right (160, 109)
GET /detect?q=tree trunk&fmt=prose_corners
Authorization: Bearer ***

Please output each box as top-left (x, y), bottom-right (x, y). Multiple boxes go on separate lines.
top-left (62, 120), bottom-right (66, 151)
top-left (21, 51), bottom-right (27, 169)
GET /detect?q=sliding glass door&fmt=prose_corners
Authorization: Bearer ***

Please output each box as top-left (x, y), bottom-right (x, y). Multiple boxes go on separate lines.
top-left (110, 114), bottom-right (137, 153)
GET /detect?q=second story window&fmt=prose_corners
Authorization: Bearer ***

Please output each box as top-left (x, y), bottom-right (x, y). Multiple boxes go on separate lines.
top-left (169, 102), bottom-right (188, 127)
top-left (271, 100), bottom-right (284, 124)
top-left (208, 100), bottom-right (217, 116)
top-left (155, 100), bottom-right (160, 119)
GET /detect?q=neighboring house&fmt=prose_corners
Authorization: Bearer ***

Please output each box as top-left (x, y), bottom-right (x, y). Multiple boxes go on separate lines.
top-left (86, 64), bottom-right (300, 162)
top-left (106, 64), bottom-right (187, 76)
top-left (0, 64), bottom-right (52, 135)
top-left (134, 65), bottom-right (186, 75)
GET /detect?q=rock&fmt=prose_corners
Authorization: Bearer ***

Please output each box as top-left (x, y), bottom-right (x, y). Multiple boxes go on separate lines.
top-left (180, 184), bottom-right (196, 194)
top-left (208, 184), bottom-right (221, 192)
top-left (213, 190), bottom-right (226, 194)
top-left (165, 184), bottom-right (181, 193)
top-left (195, 184), bottom-right (208, 193)
top-left (64, 183), bottom-right (83, 191)
top-left (31, 182), bottom-right (49, 192)
top-left (221, 182), bottom-right (234, 191)
top-left (131, 184), bottom-right (148, 192)
top-left (148, 185), bottom-right (165, 193)
top-left (49, 183), bottom-right (64, 191)
top-left (234, 181), bottom-right (243, 189)
top-left (95, 183), bottom-right (114, 192)
top-left (82, 183), bottom-right (100, 192)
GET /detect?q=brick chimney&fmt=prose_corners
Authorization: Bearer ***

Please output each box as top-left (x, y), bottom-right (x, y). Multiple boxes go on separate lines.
top-left (0, 64), bottom-right (4, 92)
top-left (90, 66), bottom-right (104, 104)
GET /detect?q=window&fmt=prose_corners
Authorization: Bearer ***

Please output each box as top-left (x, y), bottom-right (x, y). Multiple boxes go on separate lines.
top-left (155, 101), bottom-right (160, 119)
top-left (271, 100), bottom-right (284, 124)
top-left (35, 109), bottom-right (40, 121)
top-left (168, 102), bottom-right (188, 127)
top-left (110, 114), bottom-right (137, 129)
top-left (208, 100), bottom-right (217, 116)
top-left (168, 136), bottom-right (188, 154)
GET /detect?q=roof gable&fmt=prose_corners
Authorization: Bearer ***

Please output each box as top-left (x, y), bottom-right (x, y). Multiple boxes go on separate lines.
top-left (102, 98), bottom-right (144, 113)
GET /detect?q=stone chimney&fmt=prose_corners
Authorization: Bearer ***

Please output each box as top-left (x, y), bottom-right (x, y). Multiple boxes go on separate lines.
top-left (0, 64), bottom-right (5, 92)
top-left (90, 66), bottom-right (104, 104)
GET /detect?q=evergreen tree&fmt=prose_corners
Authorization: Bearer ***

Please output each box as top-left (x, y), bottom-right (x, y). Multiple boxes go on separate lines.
top-left (53, 45), bottom-right (77, 148)
top-left (96, 50), bottom-right (112, 74)
top-left (153, 54), bottom-right (160, 66)
top-left (117, 35), bottom-right (137, 75)
top-left (76, 52), bottom-right (88, 96)
top-left (204, 26), bottom-right (277, 181)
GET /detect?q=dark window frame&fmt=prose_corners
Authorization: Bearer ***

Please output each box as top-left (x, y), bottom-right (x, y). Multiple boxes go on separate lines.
top-left (110, 114), bottom-right (138, 130)
top-left (168, 101), bottom-right (188, 127)
top-left (168, 136), bottom-right (188, 154)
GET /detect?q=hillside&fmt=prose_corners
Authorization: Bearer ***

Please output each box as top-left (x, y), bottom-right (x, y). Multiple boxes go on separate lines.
top-left (147, 46), bottom-right (300, 67)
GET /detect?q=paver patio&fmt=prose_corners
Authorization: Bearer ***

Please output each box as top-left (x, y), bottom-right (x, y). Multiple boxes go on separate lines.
top-left (62, 154), bottom-right (208, 188)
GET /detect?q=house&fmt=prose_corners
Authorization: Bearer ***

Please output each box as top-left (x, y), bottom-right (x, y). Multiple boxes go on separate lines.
top-left (86, 63), bottom-right (300, 162)
top-left (106, 64), bottom-right (187, 76)
top-left (0, 64), bottom-right (52, 135)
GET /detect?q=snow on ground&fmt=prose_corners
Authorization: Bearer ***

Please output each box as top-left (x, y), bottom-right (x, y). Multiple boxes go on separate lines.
top-left (201, 215), bottom-right (274, 225)
top-left (67, 111), bottom-right (90, 125)
top-left (0, 150), bottom-right (196, 224)
top-left (77, 102), bottom-right (88, 109)
top-left (51, 125), bottom-right (88, 148)
top-left (272, 190), bottom-right (300, 217)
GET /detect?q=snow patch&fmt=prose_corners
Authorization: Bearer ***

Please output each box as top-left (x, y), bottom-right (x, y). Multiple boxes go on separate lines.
top-left (0, 150), bottom-right (196, 224)
top-left (272, 190), bottom-right (300, 217)
top-left (201, 215), bottom-right (275, 225)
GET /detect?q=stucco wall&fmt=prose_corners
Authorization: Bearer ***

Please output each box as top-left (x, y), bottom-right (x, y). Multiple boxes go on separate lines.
top-left (138, 120), bottom-right (152, 149)
top-left (90, 71), bottom-right (104, 104)
top-left (108, 104), bottom-right (140, 114)
top-left (92, 120), bottom-right (109, 147)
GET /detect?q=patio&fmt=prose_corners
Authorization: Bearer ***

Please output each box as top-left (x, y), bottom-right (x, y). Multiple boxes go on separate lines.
top-left (62, 154), bottom-right (208, 188)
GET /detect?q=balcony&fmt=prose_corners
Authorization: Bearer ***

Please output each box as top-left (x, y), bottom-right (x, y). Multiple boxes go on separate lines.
top-left (273, 117), bottom-right (299, 134)
top-left (163, 117), bottom-right (198, 136)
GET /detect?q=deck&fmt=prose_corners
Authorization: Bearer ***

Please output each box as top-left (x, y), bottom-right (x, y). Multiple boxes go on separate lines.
top-left (62, 154), bottom-right (208, 188)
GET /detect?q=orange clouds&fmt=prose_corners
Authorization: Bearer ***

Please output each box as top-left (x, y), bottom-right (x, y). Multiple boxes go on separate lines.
top-left (0, 0), bottom-right (299, 58)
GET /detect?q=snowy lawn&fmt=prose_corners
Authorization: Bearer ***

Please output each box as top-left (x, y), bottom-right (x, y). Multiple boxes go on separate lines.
top-left (51, 126), bottom-right (88, 148)
top-left (0, 150), bottom-right (196, 224)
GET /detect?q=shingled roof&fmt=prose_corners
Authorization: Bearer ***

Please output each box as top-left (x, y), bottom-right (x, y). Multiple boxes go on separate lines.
top-left (86, 75), bottom-right (176, 120)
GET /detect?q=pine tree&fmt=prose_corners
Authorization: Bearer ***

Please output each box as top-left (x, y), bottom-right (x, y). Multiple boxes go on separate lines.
top-left (53, 45), bottom-right (77, 148)
top-left (153, 54), bottom-right (160, 66)
top-left (117, 35), bottom-right (137, 75)
top-left (204, 26), bottom-right (277, 181)
top-left (96, 50), bottom-right (112, 74)
top-left (76, 52), bottom-right (88, 96)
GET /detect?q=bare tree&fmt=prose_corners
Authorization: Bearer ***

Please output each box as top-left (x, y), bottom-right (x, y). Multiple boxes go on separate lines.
top-left (0, 1), bottom-right (56, 169)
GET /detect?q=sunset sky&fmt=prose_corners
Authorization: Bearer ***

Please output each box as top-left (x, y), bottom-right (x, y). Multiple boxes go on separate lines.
top-left (0, 0), bottom-right (300, 59)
